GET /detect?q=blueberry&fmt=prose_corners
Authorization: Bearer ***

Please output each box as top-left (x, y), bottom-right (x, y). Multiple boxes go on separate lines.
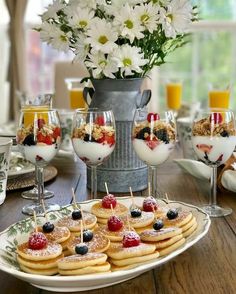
top-left (136, 127), bottom-right (151, 139)
top-left (153, 219), bottom-right (164, 230)
top-left (167, 209), bottom-right (178, 220)
top-left (72, 209), bottom-right (82, 220)
top-left (42, 222), bottom-right (55, 233)
top-left (83, 229), bottom-right (93, 242)
top-left (130, 208), bottom-right (142, 218)
top-left (75, 243), bottom-right (88, 255)
top-left (22, 134), bottom-right (36, 146)
top-left (154, 129), bottom-right (169, 144)
top-left (220, 130), bottom-right (229, 137)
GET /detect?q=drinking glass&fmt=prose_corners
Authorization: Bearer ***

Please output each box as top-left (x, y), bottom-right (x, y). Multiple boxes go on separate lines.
top-left (192, 108), bottom-right (236, 217)
top-left (165, 81), bottom-right (182, 113)
top-left (72, 108), bottom-right (116, 199)
top-left (19, 93), bottom-right (55, 200)
top-left (208, 85), bottom-right (230, 109)
top-left (16, 109), bottom-right (61, 215)
top-left (132, 108), bottom-right (176, 198)
top-left (65, 78), bottom-right (87, 109)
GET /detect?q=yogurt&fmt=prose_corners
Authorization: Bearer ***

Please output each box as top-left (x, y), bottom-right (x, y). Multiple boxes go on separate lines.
top-left (133, 138), bottom-right (174, 166)
top-left (72, 138), bottom-right (115, 165)
top-left (192, 136), bottom-right (236, 165)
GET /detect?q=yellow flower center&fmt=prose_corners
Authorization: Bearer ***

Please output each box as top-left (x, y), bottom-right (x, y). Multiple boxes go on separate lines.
top-left (99, 60), bottom-right (107, 68)
top-left (124, 20), bottom-right (134, 29)
top-left (141, 14), bottom-right (150, 23)
top-left (123, 58), bottom-right (132, 67)
top-left (98, 35), bottom-right (108, 44)
top-left (167, 14), bottom-right (173, 23)
top-left (79, 20), bottom-right (88, 28)
top-left (60, 35), bottom-right (68, 42)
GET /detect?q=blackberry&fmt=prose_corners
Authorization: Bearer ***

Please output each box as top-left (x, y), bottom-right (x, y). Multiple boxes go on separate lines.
top-left (22, 134), bottom-right (36, 146)
top-left (136, 127), bottom-right (151, 139)
top-left (220, 130), bottom-right (229, 137)
top-left (154, 129), bottom-right (169, 144)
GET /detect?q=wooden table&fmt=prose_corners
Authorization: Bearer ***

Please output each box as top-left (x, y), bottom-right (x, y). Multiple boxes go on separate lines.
top-left (0, 150), bottom-right (235, 294)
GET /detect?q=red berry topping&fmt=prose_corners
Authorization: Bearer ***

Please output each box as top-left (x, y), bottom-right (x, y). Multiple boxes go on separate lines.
top-left (122, 231), bottom-right (140, 248)
top-left (210, 113), bottom-right (223, 124)
top-left (97, 133), bottom-right (115, 146)
top-left (95, 116), bottom-right (105, 126)
top-left (145, 135), bottom-right (159, 150)
top-left (143, 196), bottom-right (158, 212)
top-left (28, 232), bottom-right (48, 250)
top-left (53, 127), bottom-right (61, 139)
top-left (37, 118), bottom-right (45, 129)
top-left (102, 194), bottom-right (117, 208)
top-left (44, 135), bottom-right (53, 145)
top-left (147, 113), bottom-right (160, 123)
top-left (107, 215), bottom-right (123, 231)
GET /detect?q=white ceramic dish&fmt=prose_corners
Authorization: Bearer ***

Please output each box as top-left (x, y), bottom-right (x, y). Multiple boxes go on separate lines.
top-left (0, 197), bottom-right (211, 292)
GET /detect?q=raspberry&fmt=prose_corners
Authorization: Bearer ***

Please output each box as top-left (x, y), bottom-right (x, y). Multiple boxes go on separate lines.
top-left (143, 196), bottom-right (158, 212)
top-left (95, 116), bottom-right (105, 126)
top-left (145, 135), bottom-right (159, 150)
top-left (210, 113), bottom-right (223, 124)
top-left (107, 215), bottom-right (123, 231)
top-left (122, 231), bottom-right (140, 247)
top-left (28, 232), bottom-right (48, 250)
top-left (102, 194), bottom-right (117, 208)
top-left (147, 113), bottom-right (160, 123)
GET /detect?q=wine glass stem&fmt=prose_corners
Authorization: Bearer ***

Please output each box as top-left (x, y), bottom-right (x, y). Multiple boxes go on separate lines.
top-left (210, 165), bottom-right (217, 207)
top-left (36, 166), bottom-right (44, 205)
top-left (150, 166), bottom-right (158, 198)
top-left (90, 165), bottom-right (97, 199)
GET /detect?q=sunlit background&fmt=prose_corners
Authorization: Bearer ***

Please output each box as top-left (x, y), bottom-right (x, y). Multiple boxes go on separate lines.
top-left (0, 0), bottom-right (236, 123)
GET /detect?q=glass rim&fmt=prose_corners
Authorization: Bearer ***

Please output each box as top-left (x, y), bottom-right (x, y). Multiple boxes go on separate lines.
top-left (201, 107), bottom-right (234, 113)
top-left (75, 108), bottom-right (114, 114)
top-left (20, 108), bottom-right (58, 114)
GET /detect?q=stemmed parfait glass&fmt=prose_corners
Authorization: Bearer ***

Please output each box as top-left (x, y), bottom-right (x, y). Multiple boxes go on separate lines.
top-left (18, 93), bottom-right (55, 200)
top-left (132, 107), bottom-right (176, 198)
top-left (72, 108), bottom-right (116, 199)
top-left (16, 109), bottom-right (61, 215)
top-left (192, 108), bottom-right (236, 217)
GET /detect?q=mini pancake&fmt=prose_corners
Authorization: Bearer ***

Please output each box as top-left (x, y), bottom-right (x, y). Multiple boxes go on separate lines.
top-left (182, 221), bottom-right (198, 238)
top-left (159, 238), bottom-right (186, 256)
top-left (140, 227), bottom-right (182, 242)
top-left (67, 231), bottom-right (110, 254)
top-left (109, 251), bottom-right (159, 266)
top-left (97, 217), bottom-right (109, 225)
top-left (17, 242), bottom-right (62, 261)
top-left (56, 211), bottom-right (97, 231)
top-left (181, 216), bottom-right (196, 232)
top-left (125, 211), bottom-right (154, 228)
top-left (162, 211), bottom-right (192, 228)
top-left (135, 224), bottom-right (153, 234)
top-left (59, 262), bottom-right (111, 275)
top-left (57, 252), bottom-right (107, 270)
top-left (19, 264), bottom-right (58, 276)
top-left (97, 224), bottom-right (135, 242)
top-left (38, 226), bottom-right (71, 244)
top-left (106, 242), bottom-right (156, 260)
top-left (91, 202), bottom-right (128, 219)
top-left (146, 234), bottom-right (183, 249)
top-left (17, 253), bottom-right (63, 269)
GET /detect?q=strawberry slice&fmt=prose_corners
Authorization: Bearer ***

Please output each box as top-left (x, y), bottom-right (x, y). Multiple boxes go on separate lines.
top-left (147, 113), bottom-right (160, 123)
top-left (95, 116), bottom-right (105, 126)
top-left (97, 133), bottom-right (115, 146)
top-left (210, 113), bottom-right (223, 124)
top-left (37, 132), bottom-right (46, 143)
top-left (53, 127), bottom-right (61, 139)
top-left (44, 135), bottom-right (53, 145)
top-left (145, 135), bottom-right (159, 150)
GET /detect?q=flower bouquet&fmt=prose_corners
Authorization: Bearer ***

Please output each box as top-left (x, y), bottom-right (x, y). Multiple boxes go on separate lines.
top-left (38, 0), bottom-right (197, 80)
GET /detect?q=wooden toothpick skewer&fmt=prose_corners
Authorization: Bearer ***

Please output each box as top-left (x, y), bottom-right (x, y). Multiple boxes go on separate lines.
top-left (33, 210), bottom-right (38, 233)
top-left (81, 208), bottom-right (86, 230)
top-left (105, 182), bottom-right (109, 195)
top-left (126, 215), bottom-right (131, 232)
top-left (165, 192), bottom-right (169, 204)
top-left (110, 204), bottom-right (114, 216)
top-left (41, 199), bottom-right (49, 222)
top-left (72, 188), bottom-right (79, 209)
top-left (129, 186), bottom-right (135, 208)
top-left (148, 182), bottom-right (151, 196)
top-left (152, 205), bottom-right (157, 221)
top-left (80, 220), bottom-right (83, 243)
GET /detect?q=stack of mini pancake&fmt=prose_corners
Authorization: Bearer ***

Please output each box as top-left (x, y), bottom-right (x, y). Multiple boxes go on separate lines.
top-left (124, 211), bottom-right (155, 234)
top-left (107, 242), bottom-right (159, 271)
top-left (17, 241), bottom-right (63, 275)
top-left (58, 252), bottom-right (110, 275)
top-left (140, 227), bottom-right (185, 256)
top-left (162, 211), bottom-right (198, 238)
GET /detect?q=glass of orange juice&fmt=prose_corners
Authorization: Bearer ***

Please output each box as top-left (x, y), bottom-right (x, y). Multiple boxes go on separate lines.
top-left (165, 81), bottom-right (182, 111)
top-left (208, 86), bottom-right (230, 109)
top-left (65, 78), bottom-right (87, 109)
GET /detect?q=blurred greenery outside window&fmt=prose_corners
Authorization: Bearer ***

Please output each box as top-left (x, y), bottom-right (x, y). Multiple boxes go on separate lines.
top-left (157, 0), bottom-right (236, 111)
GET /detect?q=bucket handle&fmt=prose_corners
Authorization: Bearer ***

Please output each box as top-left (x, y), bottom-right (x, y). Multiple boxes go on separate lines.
top-left (137, 89), bottom-right (151, 108)
top-left (83, 87), bottom-right (95, 105)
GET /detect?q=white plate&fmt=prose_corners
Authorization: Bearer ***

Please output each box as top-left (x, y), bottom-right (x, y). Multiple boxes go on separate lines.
top-left (0, 197), bottom-right (211, 292)
top-left (8, 152), bottom-right (35, 178)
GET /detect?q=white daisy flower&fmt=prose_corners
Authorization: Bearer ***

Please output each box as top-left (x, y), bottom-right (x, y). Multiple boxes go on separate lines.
top-left (68, 8), bottom-right (95, 31)
top-left (73, 34), bottom-right (90, 63)
top-left (159, 0), bottom-right (193, 38)
top-left (40, 22), bottom-right (71, 52)
top-left (86, 19), bottom-right (118, 54)
top-left (113, 4), bottom-right (144, 43)
top-left (85, 52), bottom-right (118, 79)
top-left (112, 44), bottom-right (148, 77)
top-left (134, 2), bottom-right (160, 33)
top-left (41, 0), bottom-right (64, 21)
top-left (69, 0), bottom-right (97, 10)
